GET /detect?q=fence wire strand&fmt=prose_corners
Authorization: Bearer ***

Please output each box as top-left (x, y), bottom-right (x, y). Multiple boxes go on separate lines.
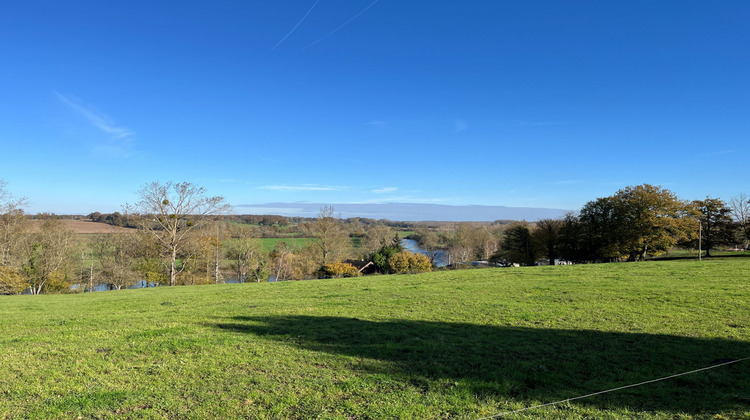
top-left (477, 356), bottom-right (750, 419)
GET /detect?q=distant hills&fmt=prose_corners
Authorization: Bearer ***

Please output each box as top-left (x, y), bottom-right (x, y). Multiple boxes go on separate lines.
top-left (234, 202), bottom-right (569, 222)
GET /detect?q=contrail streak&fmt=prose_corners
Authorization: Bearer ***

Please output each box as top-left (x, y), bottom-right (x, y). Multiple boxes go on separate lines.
top-left (308, 0), bottom-right (380, 48)
top-left (270, 0), bottom-right (320, 51)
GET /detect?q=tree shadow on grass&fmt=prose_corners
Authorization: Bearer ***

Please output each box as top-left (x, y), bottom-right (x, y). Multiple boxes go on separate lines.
top-left (214, 315), bottom-right (750, 415)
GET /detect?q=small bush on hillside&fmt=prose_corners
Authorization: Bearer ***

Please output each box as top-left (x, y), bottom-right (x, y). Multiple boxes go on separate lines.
top-left (0, 267), bottom-right (27, 295)
top-left (320, 262), bottom-right (360, 278)
top-left (388, 251), bottom-right (432, 274)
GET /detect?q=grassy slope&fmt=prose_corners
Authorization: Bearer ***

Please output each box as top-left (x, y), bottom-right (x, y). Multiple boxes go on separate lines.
top-left (1, 259), bottom-right (749, 419)
top-left (258, 237), bottom-right (316, 252)
top-left (256, 237), bottom-right (360, 252)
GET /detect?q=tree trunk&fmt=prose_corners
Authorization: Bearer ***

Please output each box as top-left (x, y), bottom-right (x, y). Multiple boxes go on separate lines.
top-left (214, 247), bottom-right (221, 284)
top-left (32, 278), bottom-right (45, 295)
top-left (275, 261), bottom-right (283, 281)
top-left (170, 248), bottom-right (177, 286)
top-left (547, 240), bottom-right (555, 266)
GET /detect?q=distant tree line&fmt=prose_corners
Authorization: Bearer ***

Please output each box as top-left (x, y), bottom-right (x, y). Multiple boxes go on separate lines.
top-left (407, 184), bottom-right (749, 267)
top-left (87, 211), bottom-right (138, 228)
top-left (491, 185), bottom-right (746, 266)
top-left (0, 180), bottom-right (434, 294)
top-left (2, 180), bottom-right (749, 294)
top-left (88, 211), bottom-right (412, 239)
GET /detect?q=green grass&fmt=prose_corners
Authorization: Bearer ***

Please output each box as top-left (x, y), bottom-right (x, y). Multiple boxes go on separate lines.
top-left (257, 237), bottom-right (316, 252)
top-left (1, 258), bottom-right (749, 419)
top-left (257, 237), bottom-right (361, 252)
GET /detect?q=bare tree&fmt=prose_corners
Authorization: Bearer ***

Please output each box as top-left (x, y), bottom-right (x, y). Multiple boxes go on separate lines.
top-left (0, 182), bottom-right (29, 294)
top-left (188, 221), bottom-right (230, 284)
top-left (730, 193), bottom-right (750, 247)
top-left (0, 180), bottom-right (29, 268)
top-left (23, 215), bottom-right (79, 294)
top-left (91, 233), bottom-right (142, 290)
top-left (226, 224), bottom-right (267, 282)
top-left (127, 181), bottom-right (230, 286)
top-left (270, 241), bottom-right (294, 281)
top-left (304, 206), bottom-right (351, 266)
top-left (361, 224), bottom-right (398, 256)
top-left (475, 225), bottom-right (502, 261)
top-left (447, 223), bottom-right (485, 264)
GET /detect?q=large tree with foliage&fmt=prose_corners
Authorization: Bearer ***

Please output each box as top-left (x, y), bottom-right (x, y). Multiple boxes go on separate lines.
top-left (127, 181), bottom-right (230, 286)
top-left (493, 222), bottom-right (537, 266)
top-left (578, 185), bottom-right (694, 261)
top-left (578, 196), bottom-right (627, 261)
top-left (690, 197), bottom-right (735, 256)
top-left (614, 185), bottom-right (694, 260)
top-left (556, 212), bottom-right (588, 263)
top-left (532, 219), bottom-right (563, 265)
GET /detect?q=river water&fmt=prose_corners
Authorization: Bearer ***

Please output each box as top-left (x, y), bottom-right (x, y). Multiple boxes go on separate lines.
top-left (400, 239), bottom-right (449, 267)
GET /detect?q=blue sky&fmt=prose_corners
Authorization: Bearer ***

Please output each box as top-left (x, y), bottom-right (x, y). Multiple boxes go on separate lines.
top-left (1, 1), bottom-right (748, 217)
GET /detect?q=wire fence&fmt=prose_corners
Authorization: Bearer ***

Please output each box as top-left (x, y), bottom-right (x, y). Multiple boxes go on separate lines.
top-left (477, 356), bottom-right (750, 419)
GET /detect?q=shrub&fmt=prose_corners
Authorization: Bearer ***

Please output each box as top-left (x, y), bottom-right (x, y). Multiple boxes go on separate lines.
top-left (0, 267), bottom-right (27, 295)
top-left (320, 261), bottom-right (361, 278)
top-left (388, 251), bottom-right (432, 274)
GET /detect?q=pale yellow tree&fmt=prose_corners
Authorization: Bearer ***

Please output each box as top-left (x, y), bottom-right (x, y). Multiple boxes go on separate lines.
top-left (361, 224), bottom-right (397, 256)
top-left (0, 180), bottom-right (29, 269)
top-left (23, 215), bottom-right (80, 294)
top-left (225, 224), bottom-right (267, 282)
top-left (304, 206), bottom-right (352, 266)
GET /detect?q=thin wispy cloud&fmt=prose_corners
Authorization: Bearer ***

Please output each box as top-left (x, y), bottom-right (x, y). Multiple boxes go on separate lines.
top-left (454, 119), bottom-right (468, 132)
top-left (308, 0), bottom-right (380, 47)
top-left (372, 187), bottom-right (398, 193)
top-left (270, 0), bottom-right (320, 51)
top-left (365, 119), bottom-right (388, 127)
top-left (259, 184), bottom-right (347, 191)
top-left (55, 92), bottom-right (133, 139)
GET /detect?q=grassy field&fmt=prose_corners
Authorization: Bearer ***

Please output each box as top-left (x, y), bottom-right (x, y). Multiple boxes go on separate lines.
top-left (258, 237), bottom-right (317, 252)
top-left (1, 258), bottom-right (749, 419)
top-left (30, 220), bottom-right (134, 234)
top-left (258, 237), bottom-right (362, 252)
